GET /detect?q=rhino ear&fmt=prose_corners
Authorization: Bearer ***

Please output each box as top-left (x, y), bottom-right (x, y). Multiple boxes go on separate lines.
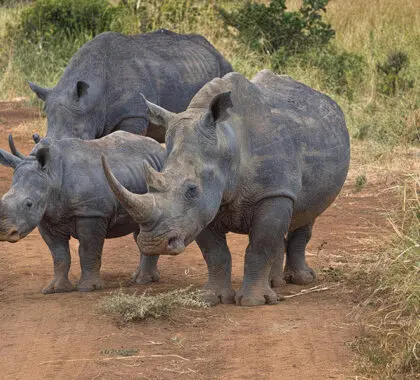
top-left (0, 149), bottom-right (21, 169)
top-left (209, 91), bottom-right (232, 122)
top-left (75, 80), bottom-right (89, 100)
top-left (36, 146), bottom-right (51, 169)
top-left (28, 81), bottom-right (49, 102)
top-left (143, 96), bottom-right (174, 130)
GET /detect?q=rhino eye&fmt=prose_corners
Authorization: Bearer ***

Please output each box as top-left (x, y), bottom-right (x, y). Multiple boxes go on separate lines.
top-left (25, 199), bottom-right (33, 208)
top-left (185, 183), bottom-right (198, 200)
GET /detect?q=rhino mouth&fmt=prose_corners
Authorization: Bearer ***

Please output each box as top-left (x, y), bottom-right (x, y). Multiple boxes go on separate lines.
top-left (0, 228), bottom-right (21, 243)
top-left (140, 231), bottom-right (186, 256)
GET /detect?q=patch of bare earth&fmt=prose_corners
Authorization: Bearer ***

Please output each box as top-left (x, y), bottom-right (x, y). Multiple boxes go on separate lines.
top-left (0, 102), bottom-right (413, 379)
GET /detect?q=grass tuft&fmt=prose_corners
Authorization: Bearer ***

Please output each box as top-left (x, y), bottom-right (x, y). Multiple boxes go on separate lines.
top-left (350, 174), bottom-right (420, 378)
top-left (100, 286), bottom-right (209, 322)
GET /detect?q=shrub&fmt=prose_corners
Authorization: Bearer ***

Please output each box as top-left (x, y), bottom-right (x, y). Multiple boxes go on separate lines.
top-left (376, 51), bottom-right (414, 96)
top-left (219, 0), bottom-right (334, 58)
top-left (17, 0), bottom-right (118, 44)
top-left (277, 46), bottom-right (366, 100)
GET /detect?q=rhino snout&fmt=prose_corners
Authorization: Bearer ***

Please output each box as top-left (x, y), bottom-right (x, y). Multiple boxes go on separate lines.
top-left (0, 227), bottom-right (20, 243)
top-left (140, 231), bottom-right (185, 256)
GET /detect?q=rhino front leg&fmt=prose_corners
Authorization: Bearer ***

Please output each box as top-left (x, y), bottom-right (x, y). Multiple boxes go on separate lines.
top-left (75, 218), bottom-right (106, 292)
top-left (196, 225), bottom-right (235, 306)
top-left (38, 226), bottom-right (74, 294)
top-left (285, 222), bottom-right (316, 285)
top-left (235, 197), bottom-right (292, 306)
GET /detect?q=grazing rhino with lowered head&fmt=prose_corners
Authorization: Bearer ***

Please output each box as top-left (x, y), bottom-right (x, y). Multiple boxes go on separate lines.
top-left (103, 70), bottom-right (350, 306)
top-left (29, 29), bottom-right (232, 142)
top-left (0, 132), bottom-right (165, 293)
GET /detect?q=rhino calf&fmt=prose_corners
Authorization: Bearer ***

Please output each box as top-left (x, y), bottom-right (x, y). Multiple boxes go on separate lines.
top-left (0, 132), bottom-right (165, 293)
top-left (103, 70), bottom-right (350, 306)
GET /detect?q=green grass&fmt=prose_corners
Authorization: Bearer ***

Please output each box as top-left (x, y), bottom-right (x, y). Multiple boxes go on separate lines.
top-left (0, 0), bottom-right (418, 144)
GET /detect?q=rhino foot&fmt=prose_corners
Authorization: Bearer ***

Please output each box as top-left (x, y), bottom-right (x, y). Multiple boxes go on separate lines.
top-left (270, 275), bottom-right (286, 288)
top-left (132, 266), bottom-right (160, 285)
top-left (77, 276), bottom-right (105, 292)
top-left (201, 283), bottom-right (235, 306)
top-left (284, 267), bottom-right (316, 285)
top-left (42, 277), bottom-right (74, 294)
top-left (235, 284), bottom-right (284, 306)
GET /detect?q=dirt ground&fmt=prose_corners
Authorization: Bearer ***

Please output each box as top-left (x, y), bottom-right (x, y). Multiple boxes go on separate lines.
top-left (0, 101), bottom-right (412, 380)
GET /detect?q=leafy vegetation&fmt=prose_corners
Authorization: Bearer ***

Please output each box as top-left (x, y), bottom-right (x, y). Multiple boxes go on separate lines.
top-left (219, 0), bottom-right (334, 58)
top-left (0, 0), bottom-right (418, 145)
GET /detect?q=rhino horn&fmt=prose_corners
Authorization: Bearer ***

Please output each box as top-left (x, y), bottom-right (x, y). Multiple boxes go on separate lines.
top-left (143, 162), bottom-right (168, 192)
top-left (8, 135), bottom-right (26, 159)
top-left (101, 155), bottom-right (157, 224)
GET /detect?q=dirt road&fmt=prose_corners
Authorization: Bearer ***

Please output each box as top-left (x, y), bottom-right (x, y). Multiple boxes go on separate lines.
top-left (0, 101), bottom-right (399, 379)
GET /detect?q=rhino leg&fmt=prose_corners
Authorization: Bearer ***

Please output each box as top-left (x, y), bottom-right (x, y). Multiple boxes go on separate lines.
top-left (269, 238), bottom-right (286, 288)
top-left (284, 222), bottom-right (316, 285)
top-left (38, 226), bottom-right (74, 294)
top-left (235, 197), bottom-right (292, 306)
top-left (196, 225), bottom-right (235, 306)
top-left (76, 218), bottom-right (106, 292)
top-left (132, 232), bottom-right (160, 284)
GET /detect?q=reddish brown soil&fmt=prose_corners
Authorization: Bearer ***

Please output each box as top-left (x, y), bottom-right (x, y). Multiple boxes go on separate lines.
top-left (0, 101), bottom-right (397, 379)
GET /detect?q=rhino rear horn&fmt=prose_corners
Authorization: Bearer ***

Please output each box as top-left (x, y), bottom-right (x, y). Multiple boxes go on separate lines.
top-left (101, 155), bottom-right (158, 224)
top-left (8, 135), bottom-right (26, 159)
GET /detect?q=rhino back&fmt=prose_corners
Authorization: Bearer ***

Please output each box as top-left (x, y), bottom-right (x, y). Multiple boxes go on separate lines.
top-left (52, 132), bottom-right (164, 219)
top-left (223, 71), bottom-right (350, 222)
top-left (58, 30), bottom-right (232, 112)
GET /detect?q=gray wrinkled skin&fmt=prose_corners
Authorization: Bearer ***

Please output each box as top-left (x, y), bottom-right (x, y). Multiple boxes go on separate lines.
top-left (0, 132), bottom-right (165, 293)
top-left (103, 70), bottom-right (350, 306)
top-left (29, 29), bottom-right (232, 142)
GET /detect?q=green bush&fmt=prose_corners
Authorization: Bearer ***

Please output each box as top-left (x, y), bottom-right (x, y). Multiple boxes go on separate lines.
top-left (219, 0), bottom-right (334, 58)
top-left (376, 51), bottom-right (414, 96)
top-left (17, 0), bottom-right (118, 44)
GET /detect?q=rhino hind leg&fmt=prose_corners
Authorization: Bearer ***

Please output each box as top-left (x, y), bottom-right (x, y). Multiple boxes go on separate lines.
top-left (284, 222), bottom-right (316, 285)
top-left (76, 219), bottom-right (106, 292)
top-left (235, 197), bottom-right (292, 306)
top-left (196, 226), bottom-right (235, 306)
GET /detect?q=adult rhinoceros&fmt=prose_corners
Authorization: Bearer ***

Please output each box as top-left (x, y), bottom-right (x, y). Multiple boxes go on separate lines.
top-left (29, 29), bottom-right (232, 142)
top-left (102, 70), bottom-right (350, 306)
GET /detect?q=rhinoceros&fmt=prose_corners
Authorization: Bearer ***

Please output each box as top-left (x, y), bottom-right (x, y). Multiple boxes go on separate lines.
top-left (102, 70), bottom-right (350, 306)
top-left (29, 29), bottom-right (232, 142)
top-left (0, 132), bottom-right (165, 293)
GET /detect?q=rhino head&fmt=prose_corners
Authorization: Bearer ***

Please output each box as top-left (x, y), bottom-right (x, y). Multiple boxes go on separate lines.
top-left (29, 80), bottom-right (108, 140)
top-left (102, 78), bottom-right (236, 256)
top-left (0, 136), bottom-right (53, 242)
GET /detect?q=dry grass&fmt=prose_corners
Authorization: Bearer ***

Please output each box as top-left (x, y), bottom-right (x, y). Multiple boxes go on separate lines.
top-left (100, 287), bottom-right (209, 322)
top-left (350, 173), bottom-right (420, 378)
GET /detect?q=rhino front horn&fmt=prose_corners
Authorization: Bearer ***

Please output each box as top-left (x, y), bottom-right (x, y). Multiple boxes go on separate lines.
top-left (101, 155), bottom-right (158, 224)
